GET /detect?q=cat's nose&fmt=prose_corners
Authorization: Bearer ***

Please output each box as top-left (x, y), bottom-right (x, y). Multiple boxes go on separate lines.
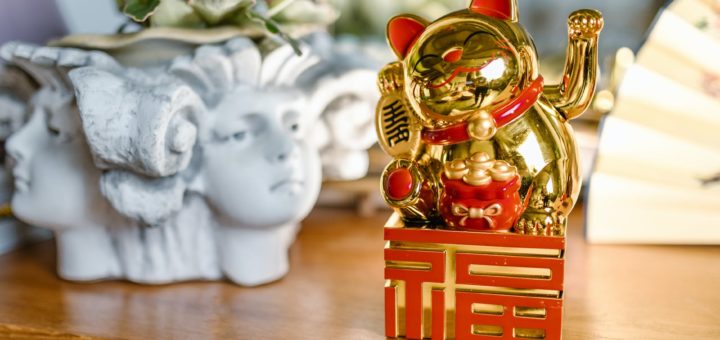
top-left (443, 48), bottom-right (464, 63)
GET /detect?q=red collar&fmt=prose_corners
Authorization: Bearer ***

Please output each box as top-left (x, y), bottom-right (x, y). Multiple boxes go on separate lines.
top-left (421, 76), bottom-right (544, 145)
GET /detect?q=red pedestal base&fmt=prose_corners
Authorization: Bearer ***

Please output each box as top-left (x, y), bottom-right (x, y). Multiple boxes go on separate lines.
top-left (384, 215), bottom-right (565, 340)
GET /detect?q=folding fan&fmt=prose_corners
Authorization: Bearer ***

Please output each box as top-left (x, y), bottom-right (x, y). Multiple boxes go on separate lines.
top-left (587, 0), bottom-right (720, 244)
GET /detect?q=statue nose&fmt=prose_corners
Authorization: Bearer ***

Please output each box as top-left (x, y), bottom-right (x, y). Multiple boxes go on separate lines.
top-left (443, 48), bottom-right (463, 63)
top-left (5, 118), bottom-right (34, 166)
top-left (265, 132), bottom-right (298, 164)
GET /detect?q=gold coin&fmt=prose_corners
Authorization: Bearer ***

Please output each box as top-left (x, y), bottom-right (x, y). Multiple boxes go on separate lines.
top-left (489, 161), bottom-right (518, 181)
top-left (466, 152), bottom-right (495, 170)
top-left (447, 159), bottom-right (468, 171)
top-left (463, 169), bottom-right (492, 186)
top-left (445, 159), bottom-right (469, 180)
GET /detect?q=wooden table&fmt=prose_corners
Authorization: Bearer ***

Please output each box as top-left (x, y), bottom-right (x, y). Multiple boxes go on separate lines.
top-left (0, 207), bottom-right (719, 340)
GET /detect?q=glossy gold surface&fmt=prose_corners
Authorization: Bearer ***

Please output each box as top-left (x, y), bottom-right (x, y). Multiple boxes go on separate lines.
top-left (403, 12), bottom-right (536, 129)
top-left (377, 1), bottom-right (603, 235)
top-left (545, 10), bottom-right (605, 121)
top-left (376, 83), bottom-right (422, 159)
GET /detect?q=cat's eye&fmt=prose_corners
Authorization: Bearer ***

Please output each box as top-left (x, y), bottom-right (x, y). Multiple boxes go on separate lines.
top-left (463, 32), bottom-right (500, 56)
top-left (414, 55), bottom-right (442, 73)
top-left (290, 123), bottom-right (300, 132)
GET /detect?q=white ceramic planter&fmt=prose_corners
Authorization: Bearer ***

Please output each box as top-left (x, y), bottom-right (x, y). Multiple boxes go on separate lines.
top-left (0, 35), bottom-right (378, 285)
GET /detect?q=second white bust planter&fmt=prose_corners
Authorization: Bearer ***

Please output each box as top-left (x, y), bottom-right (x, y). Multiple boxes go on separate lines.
top-left (0, 36), bottom-right (378, 286)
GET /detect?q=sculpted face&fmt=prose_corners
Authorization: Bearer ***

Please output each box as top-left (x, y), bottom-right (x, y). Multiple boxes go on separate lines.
top-left (5, 88), bottom-right (106, 229)
top-left (202, 87), bottom-right (322, 229)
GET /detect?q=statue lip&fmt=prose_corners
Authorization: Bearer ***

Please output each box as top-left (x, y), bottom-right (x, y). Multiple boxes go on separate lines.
top-left (12, 171), bottom-right (30, 192)
top-left (270, 178), bottom-right (305, 193)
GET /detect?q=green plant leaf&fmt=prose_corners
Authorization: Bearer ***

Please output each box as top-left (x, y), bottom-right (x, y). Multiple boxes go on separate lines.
top-left (188, 0), bottom-right (255, 24)
top-left (151, 0), bottom-right (206, 27)
top-left (123, 0), bottom-right (162, 22)
top-left (246, 10), bottom-right (303, 56)
top-left (270, 0), bottom-right (338, 25)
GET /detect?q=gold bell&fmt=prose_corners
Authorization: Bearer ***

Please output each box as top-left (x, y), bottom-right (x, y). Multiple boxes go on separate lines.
top-left (467, 111), bottom-right (497, 141)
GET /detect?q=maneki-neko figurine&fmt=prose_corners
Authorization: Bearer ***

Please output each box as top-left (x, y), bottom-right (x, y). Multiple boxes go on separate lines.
top-left (377, 0), bottom-right (602, 339)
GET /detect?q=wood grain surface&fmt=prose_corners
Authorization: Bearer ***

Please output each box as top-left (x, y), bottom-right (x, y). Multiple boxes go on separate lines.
top-left (0, 207), bottom-right (718, 340)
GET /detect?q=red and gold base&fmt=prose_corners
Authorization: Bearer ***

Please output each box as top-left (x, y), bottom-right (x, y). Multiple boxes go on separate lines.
top-left (384, 214), bottom-right (565, 340)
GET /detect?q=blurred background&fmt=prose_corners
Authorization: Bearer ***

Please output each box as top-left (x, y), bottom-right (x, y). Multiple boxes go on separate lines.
top-left (0, 0), bottom-right (667, 58)
top-left (3, 0), bottom-right (717, 248)
top-left (1, 3), bottom-right (718, 338)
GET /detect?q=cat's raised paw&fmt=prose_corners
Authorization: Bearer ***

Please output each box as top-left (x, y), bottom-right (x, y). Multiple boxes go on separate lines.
top-left (568, 9), bottom-right (604, 38)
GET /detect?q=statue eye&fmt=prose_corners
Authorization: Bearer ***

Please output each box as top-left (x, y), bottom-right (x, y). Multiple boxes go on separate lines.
top-left (47, 124), bottom-right (74, 144)
top-left (283, 110), bottom-right (302, 136)
top-left (47, 126), bottom-right (61, 136)
top-left (212, 115), bottom-right (261, 144)
top-left (233, 131), bottom-right (247, 141)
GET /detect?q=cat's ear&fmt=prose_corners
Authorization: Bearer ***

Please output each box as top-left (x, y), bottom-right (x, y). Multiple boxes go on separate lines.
top-left (387, 15), bottom-right (429, 60)
top-left (469, 0), bottom-right (518, 21)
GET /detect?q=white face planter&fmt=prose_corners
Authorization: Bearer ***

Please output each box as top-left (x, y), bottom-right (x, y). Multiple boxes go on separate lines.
top-left (5, 88), bottom-right (122, 281)
top-left (8, 89), bottom-right (101, 228)
top-left (0, 37), bottom-right (377, 285)
top-left (203, 88), bottom-right (321, 285)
